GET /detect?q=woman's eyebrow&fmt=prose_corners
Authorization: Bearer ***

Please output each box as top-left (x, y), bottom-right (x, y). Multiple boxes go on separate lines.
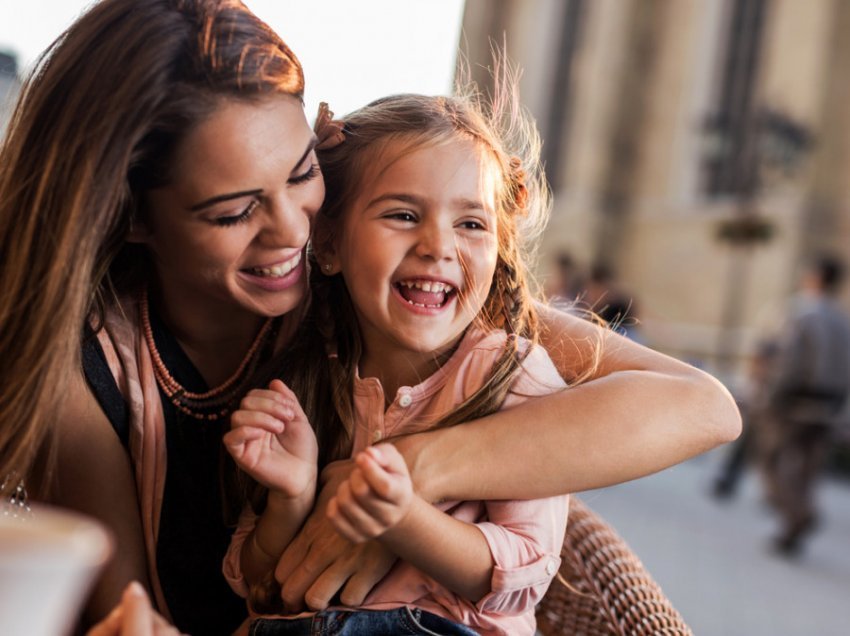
top-left (189, 189), bottom-right (263, 211)
top-left (188, 137), bottom-right (319, 211)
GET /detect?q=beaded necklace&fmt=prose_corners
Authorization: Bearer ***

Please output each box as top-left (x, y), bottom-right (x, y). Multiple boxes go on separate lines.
top-left (141, 289), bottom-right (277, 421)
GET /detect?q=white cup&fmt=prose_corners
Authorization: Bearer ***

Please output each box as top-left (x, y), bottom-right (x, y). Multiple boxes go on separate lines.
top-left (0, 504), bottom-right (113, 636)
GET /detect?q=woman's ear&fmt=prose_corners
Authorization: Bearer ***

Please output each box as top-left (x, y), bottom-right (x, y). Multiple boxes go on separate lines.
top-left (125, 216), bottom-right (152, 244)
top-left (312, 217), bottom-right (341, 275)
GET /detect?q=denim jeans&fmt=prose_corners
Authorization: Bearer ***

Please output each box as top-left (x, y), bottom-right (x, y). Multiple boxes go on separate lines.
top-left (248, 607), bottom-right (479, 635)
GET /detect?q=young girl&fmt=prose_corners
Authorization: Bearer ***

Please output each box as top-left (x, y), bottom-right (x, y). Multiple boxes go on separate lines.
top-left (223, 90), bottom-right (577, 635)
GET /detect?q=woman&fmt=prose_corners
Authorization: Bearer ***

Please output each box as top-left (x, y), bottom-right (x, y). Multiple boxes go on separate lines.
top-left (0, 0), bottom-right (740, 634)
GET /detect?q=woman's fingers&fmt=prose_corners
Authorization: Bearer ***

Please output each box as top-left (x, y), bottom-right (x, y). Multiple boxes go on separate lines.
top-left (337, 545), bottom-right (396, 606)
top-left (118, 582), bottom-right (154, 634)
top-left (277, 523), bottom-right (343, 611)
top-left (85, 582), bottom-right (184, 636)
top-left (325, 496), bottom-right (367, 543)
top-left (304, 540), bottom-right (395, 610)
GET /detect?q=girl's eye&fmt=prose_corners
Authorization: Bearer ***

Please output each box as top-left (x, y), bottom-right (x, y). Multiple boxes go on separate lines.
top-left (289, 163), bottom-right (320, 186)
top-left (386, 211), bottom-right (417, 222)
top-left (214, 200), bottom-right (258, 227)
top-left (458, 218), bottom-right (487, 231)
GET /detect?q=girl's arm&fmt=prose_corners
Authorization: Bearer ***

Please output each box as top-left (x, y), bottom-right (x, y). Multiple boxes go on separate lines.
top-left (36, 371), bottom-right (150, 626)
top-left (223, 380), bottom-right (317, 586)
top-left (399, 303), bottom-right (741, 501)
top-left (328, 445), bottom-right (494, 602)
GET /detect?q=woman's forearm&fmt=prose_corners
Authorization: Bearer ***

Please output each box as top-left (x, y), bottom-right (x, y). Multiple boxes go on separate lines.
top-left (397, 307), bottom-right (741, 502)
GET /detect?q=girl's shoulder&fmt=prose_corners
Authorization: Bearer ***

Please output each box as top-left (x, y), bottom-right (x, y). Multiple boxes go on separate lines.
top-left (462, 328), bottom-right (565, 394)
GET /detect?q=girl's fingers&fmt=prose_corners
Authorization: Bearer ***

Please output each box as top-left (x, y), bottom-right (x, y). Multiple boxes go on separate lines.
top-left (330, 477), bottom-right (393, 539)
top-left (355, 451), bottom-right (403, 502)
top-left (269, 378), bottom-right (297, 400)
top-left (237, 393), bottom-right (294, 422)
top-left (347, 468), bottom-right (403, 527)
top-left (222, 426), bottom-right (269, 452)
top-left (230, 409), bottom-right (285, 434)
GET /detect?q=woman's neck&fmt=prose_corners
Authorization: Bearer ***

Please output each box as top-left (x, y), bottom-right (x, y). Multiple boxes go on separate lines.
top-left (149, 287), bottom-right (267, 388)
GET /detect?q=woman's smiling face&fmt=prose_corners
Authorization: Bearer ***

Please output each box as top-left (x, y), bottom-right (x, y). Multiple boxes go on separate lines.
top-left (138, 94), bottom-right (325, 321)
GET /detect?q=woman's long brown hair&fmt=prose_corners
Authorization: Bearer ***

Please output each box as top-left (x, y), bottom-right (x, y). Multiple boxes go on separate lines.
top-left (0, 0), bottom-right (304, 483)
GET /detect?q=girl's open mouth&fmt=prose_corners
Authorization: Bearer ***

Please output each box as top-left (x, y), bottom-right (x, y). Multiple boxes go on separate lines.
top-left (394, 279), bottom-right (457, 309)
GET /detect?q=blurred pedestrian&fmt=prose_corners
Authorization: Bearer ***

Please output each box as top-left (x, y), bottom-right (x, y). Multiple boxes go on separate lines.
top-left (760, 255), bottom-right (850, 556)
top-left (581, 263), bottom-right (642, 341)
top-left (544, 250), bottom-right (584, 312)
top-left (711, 339), bottom-right (780, 500)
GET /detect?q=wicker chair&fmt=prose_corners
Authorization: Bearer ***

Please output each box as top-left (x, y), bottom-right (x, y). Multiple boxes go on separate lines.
top-left (535, 497), bottom-right (692, 635)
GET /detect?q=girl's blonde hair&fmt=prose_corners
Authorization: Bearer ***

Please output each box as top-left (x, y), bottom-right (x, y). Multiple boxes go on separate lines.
top-left (281, 71), bottom-right (553, 468)
top-left (0, 0), bottom-right (304, 482)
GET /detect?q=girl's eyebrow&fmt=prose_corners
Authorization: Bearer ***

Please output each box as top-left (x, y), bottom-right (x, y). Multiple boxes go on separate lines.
top-left (188, 136), bottom-right (319, 211)
top-left (366, 192), bottom-right (422, 209)
top-left (366, 192), bottom-right (486, 211)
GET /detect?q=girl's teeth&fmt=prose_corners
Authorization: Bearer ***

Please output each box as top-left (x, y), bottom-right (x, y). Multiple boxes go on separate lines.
top-left (400, 280), bottom-right (453, 293)
top-left (405, 299), bottom-right (442, 308)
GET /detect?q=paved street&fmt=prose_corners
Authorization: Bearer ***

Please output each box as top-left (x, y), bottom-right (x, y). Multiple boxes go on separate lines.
top-left (578, 450), bottom-right (850, 636)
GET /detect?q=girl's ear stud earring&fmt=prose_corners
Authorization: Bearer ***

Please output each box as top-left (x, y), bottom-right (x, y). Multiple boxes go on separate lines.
top-left (324, 263), bottom-right (332, 272)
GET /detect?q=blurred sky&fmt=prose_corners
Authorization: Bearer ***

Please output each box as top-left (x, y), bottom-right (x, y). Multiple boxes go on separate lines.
top-left (0, 0), bottom-right (465, 118)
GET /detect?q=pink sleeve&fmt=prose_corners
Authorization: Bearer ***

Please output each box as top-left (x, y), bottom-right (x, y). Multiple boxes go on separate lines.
top-left (222, 505), bottom-right (259, 598)
top-left (476, 342), bottom-right (570, 615)
top-left (475, 495), bottom-right (568, 615)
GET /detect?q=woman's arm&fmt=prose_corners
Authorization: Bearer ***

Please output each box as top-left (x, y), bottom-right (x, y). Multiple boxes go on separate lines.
top-left (37, 371), bottom-right (150, 626)
top-left (398, 303), bottom-right (741, 501)
top-left (273, 305), bottom-right (740, 608)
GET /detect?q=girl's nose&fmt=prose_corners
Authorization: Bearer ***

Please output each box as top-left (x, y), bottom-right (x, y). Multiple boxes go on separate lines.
top-left (415, 222), bottom-right (455, 261)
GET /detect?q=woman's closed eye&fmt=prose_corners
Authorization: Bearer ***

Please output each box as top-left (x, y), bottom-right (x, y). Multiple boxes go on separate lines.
top-left (214, 199), bottom-right (259, 227)
top-left (289, 162), bottom-right (320, 186)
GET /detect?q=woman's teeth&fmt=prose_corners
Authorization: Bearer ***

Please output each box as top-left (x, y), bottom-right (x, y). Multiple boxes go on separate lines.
top-left (252, 253), bottom-right (301, 278)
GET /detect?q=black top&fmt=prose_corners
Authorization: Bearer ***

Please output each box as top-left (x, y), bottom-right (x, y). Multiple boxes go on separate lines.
top-left (82, 310), bottom-right (248, 636)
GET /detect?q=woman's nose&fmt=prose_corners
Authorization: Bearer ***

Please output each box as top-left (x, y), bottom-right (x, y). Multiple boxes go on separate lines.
top-left (262, 196), bottom-right (311, 249)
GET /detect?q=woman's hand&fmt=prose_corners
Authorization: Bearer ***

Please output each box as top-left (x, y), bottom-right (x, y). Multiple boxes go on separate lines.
top-left (327, 445), bottom-right (413, 543)
top-left (224, 379), bottom-right (318, 496)
top-left (85, 582), bottom-right (182, 636)
top-left (274, 458), bottom-right (397, 612)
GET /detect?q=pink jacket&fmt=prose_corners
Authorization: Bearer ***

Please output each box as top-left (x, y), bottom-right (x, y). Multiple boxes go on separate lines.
top-left (224, 329), bottom-right (569, 635)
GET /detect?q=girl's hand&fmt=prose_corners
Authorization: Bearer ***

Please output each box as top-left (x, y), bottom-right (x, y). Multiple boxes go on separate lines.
top-left (224, 379), bottom-right (318, 498)
top-left (326, 444), bottom-right (413, 543)
top-left (85, 582), bottom-right (182, 636)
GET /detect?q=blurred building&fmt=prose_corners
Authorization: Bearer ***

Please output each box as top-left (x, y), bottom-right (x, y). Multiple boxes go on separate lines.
top-left (1, 51), bottom-right (20, 135)
top-left (460, 0), bottom-right (850, 383)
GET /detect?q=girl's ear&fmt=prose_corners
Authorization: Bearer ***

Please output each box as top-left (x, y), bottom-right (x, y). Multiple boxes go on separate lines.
top-left (312, 217), bottom-right (341, 275)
